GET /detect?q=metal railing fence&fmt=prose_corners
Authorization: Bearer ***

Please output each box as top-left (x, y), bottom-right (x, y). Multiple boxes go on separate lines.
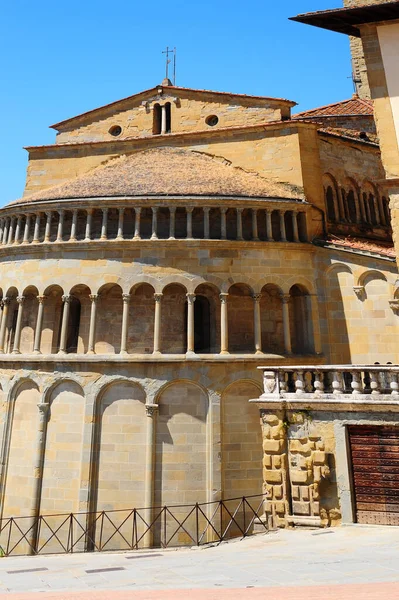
top-left (0, 494), bottom-right (268, 557)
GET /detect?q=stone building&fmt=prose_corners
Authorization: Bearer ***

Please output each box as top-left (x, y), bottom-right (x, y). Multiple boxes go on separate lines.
top-left (0, 22), bottom-right (398, 549)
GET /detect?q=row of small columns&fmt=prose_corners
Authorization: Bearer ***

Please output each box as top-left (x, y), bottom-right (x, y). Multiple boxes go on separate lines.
top-left (0, 206), bottom-right (304, 244)
top-left (0, 291), bottom-right (320, 355)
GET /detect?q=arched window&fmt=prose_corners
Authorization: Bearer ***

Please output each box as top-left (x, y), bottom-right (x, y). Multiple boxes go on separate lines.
top-left (368, 193), bottom-right (377, 225)
top-left (325, 186), bottom-right (336, 222)
top-left (66, 297), bottom-right (81, 353)
top-left (382, 196), bottom-right (391, 226)
top-left (153, 104), bottom-right (161, 135)
top-left (165, 102), bottom-right (171, 133)
top-left (346, 189), bottom-right (357, 223)
top-left (194, 296), bottom-right (211, 353)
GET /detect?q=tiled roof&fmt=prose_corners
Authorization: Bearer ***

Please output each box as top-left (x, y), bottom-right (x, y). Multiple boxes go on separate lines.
top-left (13, 148), bottom-right (305, 205)
top-left (318, 126), bottom-right (379, 146)
top-left (293, 96), bottom-right (373, 119)
top-left (324, 236), bottom-right (396, 259)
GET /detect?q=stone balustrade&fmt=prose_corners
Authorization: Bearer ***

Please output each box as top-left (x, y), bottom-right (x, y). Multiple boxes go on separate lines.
top-left (254, 365), bottom-right (399, 405)
top-left (0, 201), bottom-right (309, 247)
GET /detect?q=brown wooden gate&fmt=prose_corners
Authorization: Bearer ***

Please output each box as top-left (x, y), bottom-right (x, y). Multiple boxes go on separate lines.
top-left (348, 425), bottom-right (399, 525)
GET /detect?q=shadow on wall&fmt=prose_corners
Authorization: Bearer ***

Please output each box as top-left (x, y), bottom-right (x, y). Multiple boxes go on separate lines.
top-left (325, 265), bottom-right (351, 364)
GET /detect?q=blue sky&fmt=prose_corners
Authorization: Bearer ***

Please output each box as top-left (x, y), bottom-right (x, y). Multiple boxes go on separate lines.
top-left (0, 0), bottom-right (352, 204)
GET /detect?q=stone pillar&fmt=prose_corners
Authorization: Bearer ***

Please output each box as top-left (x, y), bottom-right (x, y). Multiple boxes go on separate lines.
top-left (134, 208), bottom-right (141, 240)
top-left (221, 208), bottom-right (227, 240)
top-left (161, 105), bottom-right (167, 135)
top-left (186, 207), bottom-right (193, 239)
top-left (153, 293), bottom-right (163, 354)
top-left (85, 209), bottom-right (93, 241)
top-left (292, 211), bottom-right (299, 242)
top-left (101, 208), bottom-right (108, 240)
top-left (33, 296), bottom-right (46, 354)
top-left (143, 403), bottom-right (158, 548)
top-left (308, 294), bottom-right (322, 355)
top-left (253, 293), bottom-right (262, 354)
top-left (169, 207), bottom-right (176, 239)
top-left (203, 207), bottom-right (210, 239)
top-left (7, 217), bottom-right (15, 245)
top-left (151, 207), bottom-right (158, 240)
top-left (0, 298), bottom-right (10, 353)
top-left (70, 210), bottom-right (78, 241)
top-left (33, 213), bottom-right (41, 243)
top-left (2, 218), bottom-right (9, 246)
top-left (281, 294), bottom-right (292, 354)
top-left (236, 208), bottom-right (243, 240)
top-left (87, 294), bottom-right (98, 354)
top-left (339, 190), bottom-right (347, 221)
top-left (252, 209), bottom-right (259, 241)
top-left (0, 219), bottom-right (4, 244)
top-left (12, 296), bottom-right (25, 354)
top-left (373, 195), bottom-right (381, 225)
top-left (279, 211), bottom-right (287, 242)
top-left (57, 210), bottom-right (64, 242)
top-left (29, 402), bottom-right (50, 554)
top-left (59, 295), bottom-right (71, 353)
top-left (14, 216), bottom-right (22, 245)
top-left (44, 212), bottom-right (51, 243)
top-left (120, 293), bottom-right (131, 355)
top-left (23, 214), bottom-right (31, 244)
top-left (117, 208), bottom-right (124, 240)
top-left (220, 293), bottom-right (229, 354)
top-left (266, 209), bottom-right (273, 241)
top-left (186, 293), bottom-right (196, 354)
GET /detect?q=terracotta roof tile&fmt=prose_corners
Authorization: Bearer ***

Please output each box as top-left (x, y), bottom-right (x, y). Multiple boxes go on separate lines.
top-left (13, 148), bottom-right (305, 205)
top-left (318, 126), bottom-right (379, 145)
top-left (293, 96), bottom-right (373, 119)
top-left (325, 236), bottom-right (396, 258)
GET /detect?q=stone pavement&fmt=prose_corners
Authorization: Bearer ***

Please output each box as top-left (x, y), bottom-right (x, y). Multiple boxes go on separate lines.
top-left (0, 525), bottom-right (398, 597)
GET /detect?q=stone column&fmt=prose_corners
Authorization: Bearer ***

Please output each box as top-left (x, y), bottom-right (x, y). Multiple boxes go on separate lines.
top-left (44, 212), bottom-right (51, 243)
top-left (56, 210), bottom-right (64, 242)
top-left (23, 214), bottom-right (31, 244)
top-left (143, 403), bottom-right (158, 548)
top-left (279, 211), bottom-right (287, 242)
top-left (0, 298), bottom-right (10, 353)
top-left (2, 218), bottom-right (9, 246)
top-left (377, 195), bottom-right (385, 226)
top-left (14, 216), bottom-right (22, 245)
top-left (0, 219), bottom-right (4, 245)
top-left (151, 207), bottom-right (158, 240)
top-left (339, 190), bottom-right (347, 221)
top-left (33, 296), bottom-right (46, 354)
top-left (186, 293), bottom-right (196, 354)
top-left (120, 293), bottom-right (131, 355)
top-left (101, 208), bottom-right (108, 240)
top-left (70, 210), bottom-right (78, 241)
top-left (33, 213), bottom-right (41, 243)
top-left (220, 293), bottom-right (229, 354)
top-left (29, 402), bottom-right (50, 554)
top-left (281, 294), bottom-right (292, 354)
top-left (12, 296), bottom-right (25, 354)
top-left (85, 209), bottom-right (93, 241)
top-left (161, 105), bottom-right (167, 134)
top-left (153, 293), bottom-right (163, 354)
top-left (117, 207), bottom-right (124, 240)
top-left (7, 217), bottom-right (15, 245)
top-left (87, 294), bottom-right (98, 354)
top-left (186, 208), bottom-right (193, 239)
top-left (253, 293), bottom-right (262, 354)
top-left (221, 208), bottom-right (227, 240)
top-left (59, 295), bottom-right (71, 353)
top-left (134, 208), bottom-right (141, 240)
top-left (236, 208), bottom-right (243, 240)
top-left (203, 207), bottom-right (210, 239)
top-left (169, 207), bottom-right (176, 239)
top-left (292, 211), bottom-right (299, 242)
top-left (252, 209), bottom-right (259, 241)
top-left (266, 209), bottom-right (273, 241)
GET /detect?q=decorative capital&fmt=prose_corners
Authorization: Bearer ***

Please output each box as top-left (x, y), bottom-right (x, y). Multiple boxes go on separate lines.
top-left (37, 403), bottom-right (50, 420)
top-left (252, 293), bottom-right (262, 303)
top-left (154, 293), bottom-right (163, 303)
top-left (220, 207), bottom-right (228, 215)
top-left (37, 295), bottom-right (47, 304)
top-left (186, 207), bottom-right (194, 214)
top-left (135, 207), bottom-right (142, 215)
top-left (118, 207), bottom-right (125, 215)
top-left (16, 296), bottom-right (25, 304)
top-left (389, 299), bottom-right (399, 315)
top-left (86, 208), bottom-right (94, 216)
top-left (45, 211), bottom-right (52, 219)
top-left (122, 293), bottom-right (131, 304)
top-left (281, 294), bottom-right (291, 304)
top-left (145, 403), bottom-right (158, 417)
top-left (89, 294), bottom-right (99, 303)
top-left (353, 285), bottom-right (365, 300)
top-left (203, 207), bottom-right (210, 213)
top-left (1, 297), bottom-right (10, 307)
top-left (102, 207), bottom-right (109, 216)
top-left (58, 209), bottom-right (64, 217)
top-left (219, 293), bottom-right (228, 304)
top-left (62, 294), bottom-right (72, 304)
top-left (186, 293), bottom-right (196, 304)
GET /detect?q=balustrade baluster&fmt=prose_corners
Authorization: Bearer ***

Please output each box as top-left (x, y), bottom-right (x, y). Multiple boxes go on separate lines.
top-left (390, 373), bottom-right (399, 396)
top-left (278, 371), bottom-right (288, 393)
top-left (295, 370), bottom-right (305, 395)
top-left (351, 370), bottom-right (363, 395)
top-left (370, 371), bottom-right (381, 395)
top-left (314, 371), bottom-right (325, 396)
top-left (332, 371), bottom-right (344, 395)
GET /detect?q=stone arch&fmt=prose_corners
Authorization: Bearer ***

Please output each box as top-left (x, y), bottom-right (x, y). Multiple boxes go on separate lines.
top-left (42, 284), bottom-right (65, 354)
top-left (68, 284), bottom-right (92, 354)
top-left (221, 276), bottom-right (255, 294)
top-left (96, 283), bottom-right (123, 354)
top-left (228, 283), bottom-right (255, 353)
top-left (357, 269), bottom-right (388, 289)
top-left (362, 180), bottom-right (380, 225)
top-left (256, 277), bottom-right (284, 295)
top-left (161, 283), bottom-right (187, 353)
top-left (160, 276), bottom-right (190, 293)
top-left (323, 173), bottom-right (340, 222)
top-left (283, 276), bottom-right (316, 295)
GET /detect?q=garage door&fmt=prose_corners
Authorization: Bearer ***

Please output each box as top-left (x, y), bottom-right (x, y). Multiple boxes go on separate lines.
top-left (348, 425), bottom-right (399, 525)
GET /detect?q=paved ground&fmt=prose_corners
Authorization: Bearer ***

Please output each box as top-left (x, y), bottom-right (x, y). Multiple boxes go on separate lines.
top-left (0, 525), bottom-right (398, 598)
